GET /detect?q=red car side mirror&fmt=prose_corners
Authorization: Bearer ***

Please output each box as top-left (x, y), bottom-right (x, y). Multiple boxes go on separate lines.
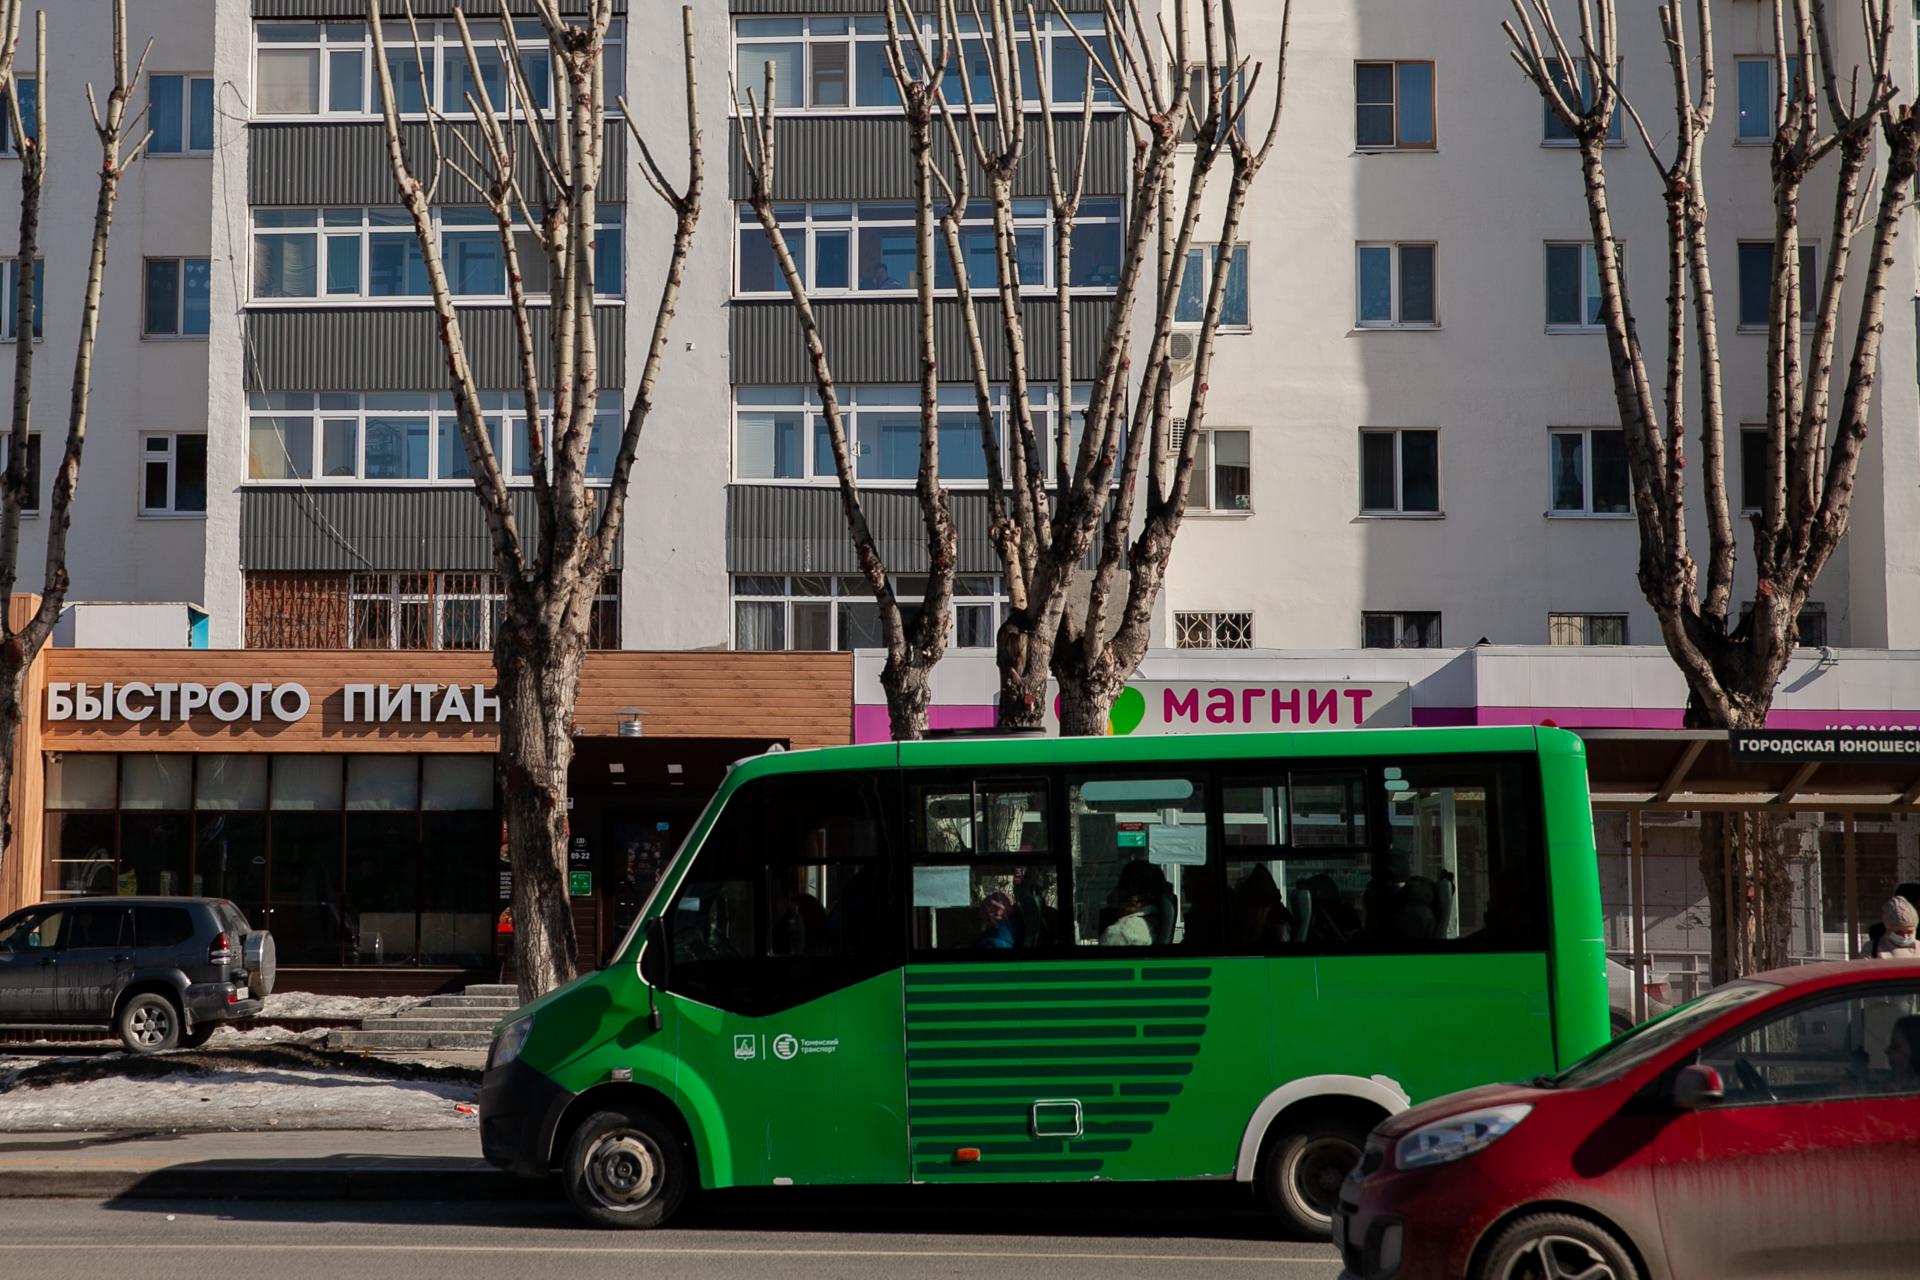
top-left (1673, 1063), bottom-right (1724, 1109)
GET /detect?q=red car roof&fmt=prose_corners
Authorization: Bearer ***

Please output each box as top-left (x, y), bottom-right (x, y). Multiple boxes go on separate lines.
top-left (1737, 958), bottom-right (1920, 989)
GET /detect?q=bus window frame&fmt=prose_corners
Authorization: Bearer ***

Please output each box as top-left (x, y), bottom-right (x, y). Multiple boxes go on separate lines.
top-left (905, 770), bottom-right (1065, 958)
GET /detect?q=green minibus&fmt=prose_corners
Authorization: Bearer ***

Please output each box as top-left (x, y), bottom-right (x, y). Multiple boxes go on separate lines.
top-left (479, 725), bottom-right (1608, 1234)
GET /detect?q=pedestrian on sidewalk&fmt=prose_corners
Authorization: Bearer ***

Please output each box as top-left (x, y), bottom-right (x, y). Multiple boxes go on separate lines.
top-left (1868, 895), bottom-right (1920, 961)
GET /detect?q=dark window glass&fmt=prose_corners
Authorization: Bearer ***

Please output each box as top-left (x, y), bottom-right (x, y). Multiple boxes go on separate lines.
top-left (1545, 244), bottom-right (1582, 326)
top-left (1741, 428), bottom-right (1768, 511)
top-left (1355, 61), bottom-right (1395, 147)
top-left (345, 812), bottom-right (418, 964)
top-left (1361, 613), bottom-right (1398, 649)
top-left (1361, 432), bottom-right (1397, 510)
top-left (1702, 986), bottom-right (1920, 1103)
top-left (421, 811), bottom-right (493, 966)
top-left (1739, 242), bottom-right (1772, 327)
top-left (1797, 607), bottom-right (1828, 647)
top-left (1397, 62), bottom-right (1434, 145)
top-left (1590, 429), bottom-right (1629, 513)
top-left (67, 907), bottom-right (129, 949)
top-left (1397, 245), bottom-right (1435, 325)
top-left (1400, 429), bottom-right (1439, 512)
top-left (1377, 758), bottom-right (1541, 948)
top-left (272, 812), bottom-right (344, 965)
top-left (47, 812), bottom-right (116, 896)
top-left (145, 260), bottom-right (180, 335)
top-left (175, 434), bottom-right (208, 512)
top-left (119, 812), bottom-right (191, 897)
top-left (1067, 774), bottom-right (1208, 948)
top-left (1070, 218), bottom-right (1121, 287)
top-left (133, 906), bottom-right (195, 948)
top-left (194, 812), bottom-right (266, 915)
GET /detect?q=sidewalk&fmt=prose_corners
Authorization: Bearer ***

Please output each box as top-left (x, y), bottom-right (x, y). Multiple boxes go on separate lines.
top-left (0, 1130), bottom-right (539, 1201)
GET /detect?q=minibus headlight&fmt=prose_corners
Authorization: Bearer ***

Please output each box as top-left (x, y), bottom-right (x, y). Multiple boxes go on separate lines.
top-left (1395, 1104), bottom-right (1532, 1170)
top-left (489, 1016), bottom-right (534, 1071)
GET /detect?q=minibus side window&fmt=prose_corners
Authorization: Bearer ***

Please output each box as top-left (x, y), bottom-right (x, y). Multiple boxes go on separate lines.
top-left (1065, 773), bottom-right (1209, 948)
top-left (665, 770), bottom-right (898, 1015)
top-left (1220, 769), bottom-right (1371, 951)
top-left (908, 777), bottom-right (1060, 952)
top-left (1375, 758), bottom-right (1543, 950)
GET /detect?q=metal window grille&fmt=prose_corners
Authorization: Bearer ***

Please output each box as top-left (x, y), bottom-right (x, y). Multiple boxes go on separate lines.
top-left (1175, 610), bottom-right (1253, 649)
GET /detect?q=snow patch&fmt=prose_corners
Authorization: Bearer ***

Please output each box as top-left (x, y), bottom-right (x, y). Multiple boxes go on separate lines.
top-left (0, 1068), bottom-right (479, 1132)
top-left (255, 992), bottom-right (425, 1021)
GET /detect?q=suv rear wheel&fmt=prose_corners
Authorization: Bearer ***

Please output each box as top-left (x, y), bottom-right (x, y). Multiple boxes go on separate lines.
top-left (1257, 1111), bottom-right (1372, 1239)
top-left (117, 992), bottom-right (181, 1054)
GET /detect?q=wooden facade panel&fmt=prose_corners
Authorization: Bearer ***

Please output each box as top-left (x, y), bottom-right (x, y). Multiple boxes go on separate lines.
top-left (5, 595), bottom-right (44, 911)
top-left (37, 650), bottom-right (854, 753)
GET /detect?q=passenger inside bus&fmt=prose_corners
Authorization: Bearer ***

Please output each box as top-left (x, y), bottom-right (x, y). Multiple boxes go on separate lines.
top-left (1099, 861), bottom-right (1176, 946)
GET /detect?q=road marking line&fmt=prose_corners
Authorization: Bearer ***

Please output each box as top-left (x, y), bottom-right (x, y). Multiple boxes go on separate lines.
top-left (3, 1242), bottom-right (1339, 1264)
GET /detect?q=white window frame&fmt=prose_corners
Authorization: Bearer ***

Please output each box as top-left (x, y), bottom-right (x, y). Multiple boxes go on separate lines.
top-left (245, 390), bottom-right (623, 486)
top-left (139, 432), bottom-right (208, 517)
top-left (0, 431), bottom-right (39, 515)
top-left (731, 13), bottom-right (1120, 116)
top-left (0, 257), bottom-right (41, 343)
top-left (1734, 55), bottom-right (1800, 144)
top-left (1546, 426), bottom-right (1631, 518)
top-left (731, 573), bottom-right (1006, 652)
top-left (1176, 243), bottom-right (1251, 331)
top-left (1174, 610), bottom-right (1253, 649)
top-left (142, 257), bottom-right (212, 339)
top-left (1544, 241), bottom-right (1621, 333)
top-left (1548, 612), bottom-right (1629, 645)
top-left (1361, 611), bottom-right (1442, 649)
top-left (248, 205), bottom-right (623, 306)
top-left (735, 198), bottom-right (1124, 299)
top-left (1354, 241), bottom-right (1437, 329)
top-left (732, 383), bottom-right (1091, 488)
top-left (0, 74), bottom-right (35, 158)
top-left (1184, 426), bottom-right (1252, 514)
top-left (1353, 59), bottom-right (1436, 151)
top-left (1358, 427), bottom-right (1441, 516)
top-left (251, 19), bottom-right (614, 121)
top-left (147, 74), bottom-right (215, 156)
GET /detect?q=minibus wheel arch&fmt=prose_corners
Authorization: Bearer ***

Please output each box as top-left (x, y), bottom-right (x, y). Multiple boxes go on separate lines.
top-left (1234, 1074), bottom-right (1409, 1183)
top-left (548, 1084), bottom-right (698, 1179)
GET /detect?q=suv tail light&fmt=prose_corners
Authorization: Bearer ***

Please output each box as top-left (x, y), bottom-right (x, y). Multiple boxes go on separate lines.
top-left (209, 931), bottom-right (234, 965)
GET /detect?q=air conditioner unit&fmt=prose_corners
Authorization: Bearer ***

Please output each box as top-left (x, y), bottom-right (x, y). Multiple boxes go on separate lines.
top-left (1168, 329), bottom-right (1201, 375)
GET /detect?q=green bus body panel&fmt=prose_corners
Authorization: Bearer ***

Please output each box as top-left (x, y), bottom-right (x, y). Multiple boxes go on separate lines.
top-left (515, 726), bottom-right (1610, 1191)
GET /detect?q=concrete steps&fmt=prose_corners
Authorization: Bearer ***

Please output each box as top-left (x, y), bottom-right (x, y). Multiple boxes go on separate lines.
top-left (326, 983), bottom-right (524, 1053)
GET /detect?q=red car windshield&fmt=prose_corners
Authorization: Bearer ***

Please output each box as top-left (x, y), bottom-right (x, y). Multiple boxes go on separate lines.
top-left (1551, 980), bottom-right (1778, 1088)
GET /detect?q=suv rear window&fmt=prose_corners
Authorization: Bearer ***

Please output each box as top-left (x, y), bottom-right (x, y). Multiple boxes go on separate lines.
top-left (134, 906), bottom-right (196, 948)
top-left (216, 901), bottom-right (252, 935)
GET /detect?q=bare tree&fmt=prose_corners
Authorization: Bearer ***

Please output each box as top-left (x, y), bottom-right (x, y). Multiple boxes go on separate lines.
top-left (0, 0), bottom-right (149, 877)
top-left (732, 6), bottom-right (959, 741)
top-left (736, 0), bottom-right (1289, 739)
top-left (1506, 0), bottom-right (1920, 980)
top-left (370, 1), bottom-right (701, 1000)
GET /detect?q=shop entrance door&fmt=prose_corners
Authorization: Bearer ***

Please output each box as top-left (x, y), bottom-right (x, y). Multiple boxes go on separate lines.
top-left (601, 810), bottom-right (689, 966)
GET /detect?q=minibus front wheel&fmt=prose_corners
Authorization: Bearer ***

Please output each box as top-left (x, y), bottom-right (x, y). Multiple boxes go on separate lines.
top-left (563, 1107), bottom-right (691, 1229)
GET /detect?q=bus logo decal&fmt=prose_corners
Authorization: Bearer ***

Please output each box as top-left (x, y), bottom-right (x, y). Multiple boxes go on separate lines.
top-left (733, 1034), bottom-right (757, 1061)
top-left (772, 1033), bottom-right (799, 1061)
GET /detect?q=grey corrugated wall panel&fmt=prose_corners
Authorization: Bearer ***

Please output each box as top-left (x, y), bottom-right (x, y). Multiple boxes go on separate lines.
top-left (730, 297), bottom-right (1111, 385)
top-left (728, 115), bottom-right (1128, 200)
top-left (250, 122), bottom-right (624, 207)
top-left (245, 305), bottom-right (625, 392)
top-left (727, 485), bottom-right (1106, 574)
top-left (241, 487), bottom-right (621, 570)
top-left (256, 1), bottom-right (621, 16)
top-left (733, 0), bottom-right (1103, 11)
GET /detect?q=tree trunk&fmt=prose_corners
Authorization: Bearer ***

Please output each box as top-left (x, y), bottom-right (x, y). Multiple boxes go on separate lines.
top-left (995, 626), bottom-right (1051, 731)
top-left (1686, 693), bottom-right (1786, 986)
top-left (1056, 665), bottom-right (1122, 737)
top-left (879, 660), bottom-right (933, 742)
top-left (498, 629), bottom-right (585, 1003)
top-left (0, 645), bottom-right (21, 870)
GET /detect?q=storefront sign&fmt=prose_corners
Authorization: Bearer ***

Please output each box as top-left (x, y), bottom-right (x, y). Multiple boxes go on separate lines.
top-left (1045, 680), bottom-right (1412, 736)
top-left (45, 681), bottom-right (501, 726)
top-left (569, 871), bottom-right (593, 896)
top-left (1729, 729), bottom-right (1920, 762)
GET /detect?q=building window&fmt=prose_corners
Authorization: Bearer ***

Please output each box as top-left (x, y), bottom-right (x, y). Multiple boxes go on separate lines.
top-left (149, 75), bottom-right (215, 155)
top-left (1740, 425), bottom-right (1767, 513)
top-left (0, 76), bottom-right (36, 156)
top-left (1355, 242), bottom-right (1436, 328)
top-left (143, 258), bottom-right (211, 338)
top-left (246, 390), bottom-right (620, 484)
top-left (251, 206), bottom-right (622, 303)
top-left (1360, 428), bottom-right (1439, 514)
top-left (44, 752), bottom-right (496, 967)
top-left (245, 571), bottom-right (619, 650)
top-left (1363, 611), bottom-right (1441, 648)
top-left (1, 432), bottom-right (39, 513)
top-left (1545, 241), bottom-right (1620, 330)
top-left (733, 384), bottom-right (1090, 486)
top-left (141, 434), bottom-right (208, 515)
top-left (1549, 612), bottom-right (1628, 645)
top-left (1737, 241), bottom-right (1818, 329)
top-left (1176, 244), bottom-right (1251, 328)
top-left (0, 257), bottom-right (43, 341)
top-left (732, 573), bottom-right (1005, 651)
top-left (1548, 427), bottom-right (1629, 515)
top-left (1739, 600), bottom-right (1828, 648)
top-left (1174, 610), bottom-right (1253, 649)
top-left (732, 13), bottom-right (1113, 113)
top-left (1736, 57), bottom-right (1800, 142)
top-left (1542, 60), bottom-right (1623, 144)
top-left (253, 19), bottom-right (607, 119)
top-left (1187, 427), bottom-right (1251, 513)
top-left (1355, 60), bottom-right (1434, 149)
top-left (737, 198), bottom-right (1121, 296)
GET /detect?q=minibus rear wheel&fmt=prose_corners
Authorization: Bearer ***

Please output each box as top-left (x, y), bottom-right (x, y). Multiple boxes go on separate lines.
top-left (1257, 1110), bottom-right (1370, 1240)
top-left (563, 1107), bottom-right (690, 1229)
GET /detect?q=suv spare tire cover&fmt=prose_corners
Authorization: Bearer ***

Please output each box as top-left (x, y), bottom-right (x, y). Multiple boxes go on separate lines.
top-left (244, 930), bottom-right (277, 999)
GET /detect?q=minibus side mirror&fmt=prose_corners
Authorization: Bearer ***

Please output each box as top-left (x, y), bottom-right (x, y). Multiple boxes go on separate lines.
top-left (1672, 1063), bottom-right (1724, 1110)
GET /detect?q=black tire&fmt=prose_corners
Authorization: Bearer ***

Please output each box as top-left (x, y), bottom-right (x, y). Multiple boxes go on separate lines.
top-left (116, 992), bottom-right (181, 1054)
top-left (1257, 1112), bottom-right (1371, 1240)
top-left (178, 1023), bottom-right (217, 1049)
top-left (562, 1107), bottom-right (690, 1229)
top-left (1476, 1212), bottom-right (1641, 1280)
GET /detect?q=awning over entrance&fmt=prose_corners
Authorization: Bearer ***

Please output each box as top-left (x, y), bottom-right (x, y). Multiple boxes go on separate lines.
top-left (1581, 730), bottom-right (1920, 811)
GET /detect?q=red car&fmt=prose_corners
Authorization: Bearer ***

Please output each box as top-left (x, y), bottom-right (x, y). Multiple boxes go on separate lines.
top-left (1334, 960), bottom-right (1920, 1280)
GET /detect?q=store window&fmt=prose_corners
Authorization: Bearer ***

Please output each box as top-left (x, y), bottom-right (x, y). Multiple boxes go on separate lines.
top-left (245, 570), bottom-right (620, 651)
top-left (42, 752), bottom-right (496, 967)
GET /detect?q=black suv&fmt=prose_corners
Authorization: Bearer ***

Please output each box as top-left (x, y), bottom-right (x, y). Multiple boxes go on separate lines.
top-left (0, 897), bottom-right (275, 1053)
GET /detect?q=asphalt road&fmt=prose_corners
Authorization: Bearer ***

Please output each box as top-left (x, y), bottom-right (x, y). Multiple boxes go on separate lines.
top-left (1, 1189), bottom-right (1343, 1279)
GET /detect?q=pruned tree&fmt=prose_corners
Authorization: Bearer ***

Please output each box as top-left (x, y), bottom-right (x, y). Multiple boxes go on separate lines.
top-left (735, 0), bottom-right (1290, 739)
top-left (732, 5), bottom-right (960, 741)
top-left (0, 0), bottom-right (149, 878)
top-left (1506, 0), bottom-right (1920, 980)
top-left (370, 0), bottom-right (701, 1000)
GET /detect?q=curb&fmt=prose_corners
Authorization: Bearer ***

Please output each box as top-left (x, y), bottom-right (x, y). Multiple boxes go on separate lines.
top-left (0, 1166), bottom-right (549, 1201)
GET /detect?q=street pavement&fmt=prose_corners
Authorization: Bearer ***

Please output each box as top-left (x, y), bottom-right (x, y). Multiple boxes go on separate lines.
top-left (0, 1195), bottom-right (1343, 1279)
